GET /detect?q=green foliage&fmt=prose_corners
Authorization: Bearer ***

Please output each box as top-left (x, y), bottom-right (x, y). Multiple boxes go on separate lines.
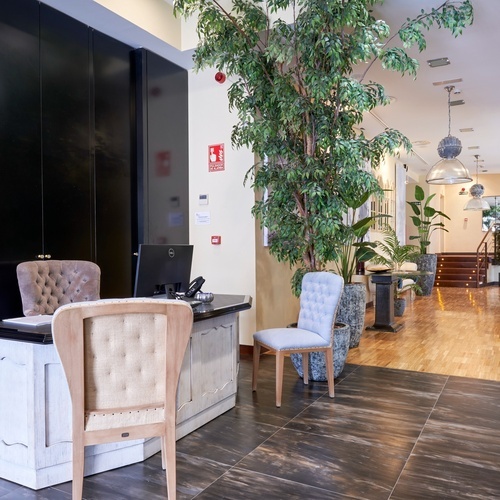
top-left (407, 185), bottom-right (451, 254)
top-left (394, 279), bottom-right (422, 300)
top-left (370, 224), bottom-right (419, 268)
top-left (174, 0), bottom-right (473, 294)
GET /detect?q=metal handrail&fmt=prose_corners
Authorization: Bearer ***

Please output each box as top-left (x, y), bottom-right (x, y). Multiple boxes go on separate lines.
top-left (476, 223), bottom-right (500, 287)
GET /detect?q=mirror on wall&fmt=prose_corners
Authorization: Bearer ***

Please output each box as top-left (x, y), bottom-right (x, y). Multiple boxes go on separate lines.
top-left (482, 196), bottom-right (500, 231)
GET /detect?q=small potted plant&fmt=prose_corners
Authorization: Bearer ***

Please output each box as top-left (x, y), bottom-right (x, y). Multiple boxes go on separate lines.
top-left (394, 279), bottom-right (421, 316)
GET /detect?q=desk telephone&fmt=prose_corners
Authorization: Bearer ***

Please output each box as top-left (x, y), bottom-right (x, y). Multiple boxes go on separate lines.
top-left (185, 276), bottom-right (205, 297)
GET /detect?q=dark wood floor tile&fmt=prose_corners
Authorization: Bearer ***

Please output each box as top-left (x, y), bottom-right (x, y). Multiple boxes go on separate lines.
top-left (177, 452), bottom-right (232, 499)
top-left (176, 411), bottom-right (281, 466)
top-left (392, 454), bottom-right (500, 500)
top-left (337, 364), bottom-right (448, 402)
top-left (410, 418), bottom-right (500, 472)
top-left (193, 467), bottom-right (348, 499)
top-left (430, 376), bottom-right (500, 431)
top-left (444, 375), bottom-right (500, 396)
top-left (285, 397), bottom-right (428, 453)
top-left (0, 485), bottom-right (70, 499)
top-left (236, 427), bottom-right (406, 499)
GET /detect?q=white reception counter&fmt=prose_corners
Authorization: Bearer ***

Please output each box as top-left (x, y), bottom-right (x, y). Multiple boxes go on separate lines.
top-left (0, 294), bottom-right (251, 490)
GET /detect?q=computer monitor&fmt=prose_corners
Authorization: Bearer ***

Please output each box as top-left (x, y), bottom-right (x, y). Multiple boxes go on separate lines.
top-left (133, 244), bottom-right (193, 298)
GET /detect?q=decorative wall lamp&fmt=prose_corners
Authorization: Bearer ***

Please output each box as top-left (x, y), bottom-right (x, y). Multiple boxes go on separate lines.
top-left (464, 155), bottom-right (490, 211)
top-left (426, 85), bottom-right (472, 185)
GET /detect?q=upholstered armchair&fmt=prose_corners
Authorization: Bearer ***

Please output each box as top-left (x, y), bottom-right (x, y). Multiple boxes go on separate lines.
top-left (52, 298), bottom-right (193, 500)
top-left (16, 260), bottom-right (101, 316)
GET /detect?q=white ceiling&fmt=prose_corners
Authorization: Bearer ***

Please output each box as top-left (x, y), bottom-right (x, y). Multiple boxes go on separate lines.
top-left (41, 0), bottom-right (499, 178)
top-left (363, 0), bottom-right (500, 178)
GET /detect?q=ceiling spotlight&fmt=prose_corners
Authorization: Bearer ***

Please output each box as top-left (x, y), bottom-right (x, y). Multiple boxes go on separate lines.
top-left (426, 86), bottom-right (472, 185)
top-left (427, 57), bottom-right (450, 68)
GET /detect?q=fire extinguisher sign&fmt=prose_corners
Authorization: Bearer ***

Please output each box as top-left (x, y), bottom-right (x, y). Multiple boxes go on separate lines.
top-left (208, 144), bottom-right (225, 172)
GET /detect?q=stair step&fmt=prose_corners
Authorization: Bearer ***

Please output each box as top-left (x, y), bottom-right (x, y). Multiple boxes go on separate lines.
top-left (434, 280), bottom-right (481, 288)
top-left (437, 263), bottom-right (481, 269)
top-left (436, 274), bottom-right (485, 282)
top-left (438, 257), bottom-right (479, 264)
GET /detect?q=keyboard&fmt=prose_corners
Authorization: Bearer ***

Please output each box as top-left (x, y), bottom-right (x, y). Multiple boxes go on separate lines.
top-left (149, 294), bottom-right (202, 308)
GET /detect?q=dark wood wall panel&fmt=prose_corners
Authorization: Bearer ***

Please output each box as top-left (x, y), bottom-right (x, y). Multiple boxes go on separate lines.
top-left (145, 52), bottom-right (189, 246)
top-left (0, 2), bottom-right (189, 318)
top-left (40, 5), bottom-right (93, 261)
top-left (0, 0), bottom-right (42, 261)
top-left (0, 0), bottom-right (41, 318)
top-left (93, 30), bottom-right (135, 297)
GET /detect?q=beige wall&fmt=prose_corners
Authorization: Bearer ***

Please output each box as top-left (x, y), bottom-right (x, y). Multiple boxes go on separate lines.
top-left (444, 175), bottom-right (500, 253)
top-left (405, 182), bottom-right (446, 254)
top-left (254, 209), bottom-right (300, 331)
top-left (188, 68), bottom-right (256, 345)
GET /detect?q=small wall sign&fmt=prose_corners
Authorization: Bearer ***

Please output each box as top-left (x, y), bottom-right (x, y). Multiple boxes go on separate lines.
top-left (208, 144), bottom-right (225, 172)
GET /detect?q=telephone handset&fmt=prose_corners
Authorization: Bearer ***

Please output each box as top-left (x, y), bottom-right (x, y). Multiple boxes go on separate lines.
top-left (184, 276), bottom-right (205, 298)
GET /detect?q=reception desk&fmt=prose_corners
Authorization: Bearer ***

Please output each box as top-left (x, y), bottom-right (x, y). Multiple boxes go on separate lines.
top-left (0, 295), bottom-right (251, 490)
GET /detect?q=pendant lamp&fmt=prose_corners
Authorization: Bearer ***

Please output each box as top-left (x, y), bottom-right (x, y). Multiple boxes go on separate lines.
top-left (426, 86), bottom-right (472, 185)
top-left (464, 155), bottom-right (490, 211)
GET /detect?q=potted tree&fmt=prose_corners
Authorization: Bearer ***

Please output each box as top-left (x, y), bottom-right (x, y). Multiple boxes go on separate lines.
top-left (407, 185), bottom-right (451, 295)
top-left (174, 0), bottom-right (472, 342)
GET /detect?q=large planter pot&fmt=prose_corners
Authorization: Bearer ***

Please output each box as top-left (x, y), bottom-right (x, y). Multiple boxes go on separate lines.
top-left (290, 323), bottom-right (351, 380)
top-left (336, 282), bottom-right (366, 348)
top-left (415, 254), bottom-right (437, 296)
top-left (394, 297), bottom-right (406, 317)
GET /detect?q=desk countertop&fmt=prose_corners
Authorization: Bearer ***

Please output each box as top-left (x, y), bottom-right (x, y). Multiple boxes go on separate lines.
top-left (0, 294), bottom-right (252, 344)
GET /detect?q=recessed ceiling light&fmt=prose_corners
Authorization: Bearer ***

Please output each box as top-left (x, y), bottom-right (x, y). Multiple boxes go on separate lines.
top-left (412, 140), bottom-right (430, 147)
top-left (450, 99), bottom-right (465, 106)
top-left (427, 57), bottom-right (450, 68)
top-left (459, 128), bottom-right (474, 133)
top-left (468, 146), bottom-right (480, 150)
top-left (432, 78), bottom-right (463, 86)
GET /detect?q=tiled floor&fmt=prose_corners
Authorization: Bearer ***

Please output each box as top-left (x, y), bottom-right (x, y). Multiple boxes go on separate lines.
top-left (1, 353), bottom-right (499, 499)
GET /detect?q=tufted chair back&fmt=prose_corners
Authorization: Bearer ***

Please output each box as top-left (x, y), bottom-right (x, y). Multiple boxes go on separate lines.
top-left (52, 298), bottom-right (193, 500)
top-left (297, 272), bottom-right (344, 344)
top-left (16, 260), bottom-right (101, 316)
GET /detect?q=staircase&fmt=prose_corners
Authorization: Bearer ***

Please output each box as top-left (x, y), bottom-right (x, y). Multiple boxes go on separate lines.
top-left (434, 253), bottom-right (486, 288)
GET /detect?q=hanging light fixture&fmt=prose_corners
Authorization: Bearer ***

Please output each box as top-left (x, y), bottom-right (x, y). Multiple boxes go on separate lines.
top-left (426, 85), bottom-right (472, 185)
top-left (464, 155), bottom-right (490, 211)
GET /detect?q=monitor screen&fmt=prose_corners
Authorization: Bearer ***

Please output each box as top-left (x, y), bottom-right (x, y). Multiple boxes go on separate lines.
top-left (133, 244), bottom-right (193, 297)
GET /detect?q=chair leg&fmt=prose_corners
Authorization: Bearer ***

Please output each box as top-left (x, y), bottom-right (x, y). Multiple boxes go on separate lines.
top-left (324, 348), bottom-right (335, 398)
top-left (275, 351), bottom-right (284, 407)
top-left (72, 437), bottom-right (85, 500)
top-left (164, 423), bottom-right (177, 500)
top-left (252, 341), bottom-right (261, 392)
top-left (302, 352), bottom-right (309, 385)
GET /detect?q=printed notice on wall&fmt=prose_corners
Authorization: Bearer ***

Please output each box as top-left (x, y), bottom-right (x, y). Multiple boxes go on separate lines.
top-left (208, 144), bottom-right (225, 172)
top-left (195, 212), bottom-right (211, 225)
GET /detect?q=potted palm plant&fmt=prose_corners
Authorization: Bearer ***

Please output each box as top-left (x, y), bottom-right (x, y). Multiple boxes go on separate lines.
top-left (368, 224), bottom-right (420, 315)
top-left (331, 173), bottom-right (382, 348)
top-left (174, 0), bottom-right (472, 338)
top-left (407, 185), bottom-right (451, 295)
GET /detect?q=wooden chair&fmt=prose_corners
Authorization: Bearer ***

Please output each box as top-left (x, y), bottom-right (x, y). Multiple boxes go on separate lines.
top-left (252, 272), bottom-right (344, 407)
top-left (52, 298), bottom-right (193, 500)
top-left (16, 260), bottom-right (101, 316)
